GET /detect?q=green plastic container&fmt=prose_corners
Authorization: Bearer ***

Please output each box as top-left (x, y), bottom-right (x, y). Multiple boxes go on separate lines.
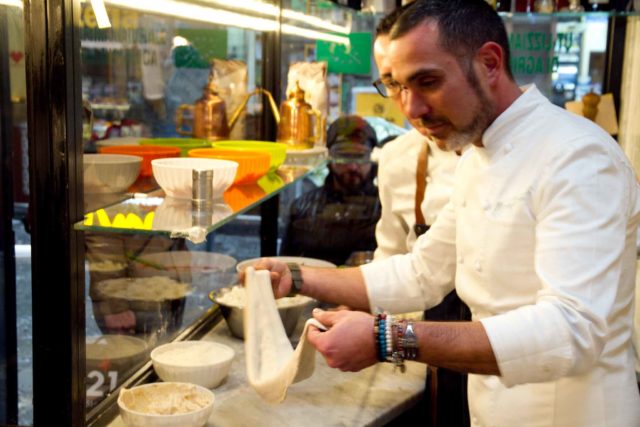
top-left (212, 141), bottom-right (287, 172)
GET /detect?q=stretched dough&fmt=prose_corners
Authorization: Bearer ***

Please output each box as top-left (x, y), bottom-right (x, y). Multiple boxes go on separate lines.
top-left (244, 267), bottom-right (326, 403)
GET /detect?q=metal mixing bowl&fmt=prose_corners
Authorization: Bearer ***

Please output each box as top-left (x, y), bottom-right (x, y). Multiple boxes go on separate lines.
top-left (209, 286), bottom-right (313, 339)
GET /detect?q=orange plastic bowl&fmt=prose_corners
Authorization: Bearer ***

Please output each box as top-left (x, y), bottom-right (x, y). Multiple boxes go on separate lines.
top-left (99, 145), bottom-right (181, 177)
top-left (188, 148), bottom-right (270, 185)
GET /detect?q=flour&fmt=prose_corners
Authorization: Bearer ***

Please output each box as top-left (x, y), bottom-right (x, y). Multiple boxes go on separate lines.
top-left (154, 342), bottom-right (232, 367)
top-left (119, 383), bottom-right (212, 415)
top-left (216, 285), bottom-right (309, 308)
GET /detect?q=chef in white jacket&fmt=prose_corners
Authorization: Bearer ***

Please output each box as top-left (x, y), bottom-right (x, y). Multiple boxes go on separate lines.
top-left (373, 6), bottom-right (459, 260)
top-left (251, 1), bottom-right (640, 425)
top-left (375, 132), bottom-right (458, 258)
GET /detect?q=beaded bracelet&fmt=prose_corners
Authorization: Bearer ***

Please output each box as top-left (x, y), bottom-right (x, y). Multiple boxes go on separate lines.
top-left (374, 313), bottom-right (388, 362)
top-left (373, 312), bottom-right (418, 373)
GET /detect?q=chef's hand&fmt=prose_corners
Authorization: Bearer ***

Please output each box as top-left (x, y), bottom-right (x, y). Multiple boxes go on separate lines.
top-left (237, 257), bottom-right (293, 299)
top-left (307, 308), bottom-right (377, 372)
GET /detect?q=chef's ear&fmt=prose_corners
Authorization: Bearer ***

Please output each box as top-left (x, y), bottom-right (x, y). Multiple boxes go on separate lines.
top-left (475, 41), bottom-right (505, 87)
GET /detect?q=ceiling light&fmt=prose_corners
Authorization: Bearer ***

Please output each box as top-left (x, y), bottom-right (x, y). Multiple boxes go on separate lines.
top-left (90, 0), bottom-right (112, 28)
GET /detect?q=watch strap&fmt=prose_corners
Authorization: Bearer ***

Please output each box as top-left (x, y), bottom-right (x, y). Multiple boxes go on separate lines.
top-left (286, 262), bottom-right (303, 296)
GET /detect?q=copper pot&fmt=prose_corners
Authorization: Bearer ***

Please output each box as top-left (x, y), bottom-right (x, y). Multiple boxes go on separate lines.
top-left (276, 81), bottom-right (322, 150)
top-left (176, 75), bottom-right (279, 142)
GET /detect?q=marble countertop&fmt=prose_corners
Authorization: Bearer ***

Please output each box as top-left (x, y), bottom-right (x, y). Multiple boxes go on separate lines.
top-left (108, 312), bottom-right (426, 427)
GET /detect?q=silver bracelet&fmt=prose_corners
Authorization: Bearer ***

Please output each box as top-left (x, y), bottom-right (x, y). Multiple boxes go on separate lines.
top-left (402, 321), bottom-right (418, 361)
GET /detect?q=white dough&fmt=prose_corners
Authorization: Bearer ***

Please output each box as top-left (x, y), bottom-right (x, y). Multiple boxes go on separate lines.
top-left (244, 267), bottom-right (326, 403)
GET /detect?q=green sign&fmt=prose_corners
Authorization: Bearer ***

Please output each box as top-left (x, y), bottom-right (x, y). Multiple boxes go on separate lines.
top-left (175, 28), bottom-right (228, 68)
top-left (316, 32), bottom-right (371, 75)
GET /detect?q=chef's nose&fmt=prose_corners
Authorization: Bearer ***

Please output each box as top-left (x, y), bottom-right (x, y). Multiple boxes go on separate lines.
top-left (402, 88), bottom-right (431, 121)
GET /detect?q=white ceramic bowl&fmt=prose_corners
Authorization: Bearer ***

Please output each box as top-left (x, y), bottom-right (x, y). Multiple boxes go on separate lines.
top-left (150, 341), bottom-right (234, 389)
top-left (236, 256), bottom-right (336, 273)
top-left (118, 382), bottom-right (214, 427)
top-left (83, 154), bottom-right (142, 194)
top-left (151, 157), bottom-right (238, 199)
top-left (130, 251), bottom-right (237, 291)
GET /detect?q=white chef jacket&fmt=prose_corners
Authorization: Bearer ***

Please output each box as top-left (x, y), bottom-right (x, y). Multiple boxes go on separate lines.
top-left (635, 261), bottom-right (640, 375)
top-left (361, 85), bottom-right (640, 427)
top-left (374, 129), bottom-right (459, 260)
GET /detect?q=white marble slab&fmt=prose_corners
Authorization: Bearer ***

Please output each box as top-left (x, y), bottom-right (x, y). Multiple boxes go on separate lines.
top-left (108, 313), bottom-right (426, 427)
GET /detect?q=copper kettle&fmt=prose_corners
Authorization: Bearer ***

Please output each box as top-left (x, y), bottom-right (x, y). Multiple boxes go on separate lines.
top-left (276, 81), bottom-right (322, 150)
top-left (176, 74), bottom-right (279, 141)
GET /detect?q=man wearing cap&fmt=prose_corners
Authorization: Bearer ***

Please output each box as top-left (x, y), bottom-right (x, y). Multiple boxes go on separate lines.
top-left (280, 115), bottom-right (381, 266)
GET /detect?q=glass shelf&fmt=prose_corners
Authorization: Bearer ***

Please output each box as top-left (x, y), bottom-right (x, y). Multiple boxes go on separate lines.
top-left (75, 164), bottom-right (323, 241)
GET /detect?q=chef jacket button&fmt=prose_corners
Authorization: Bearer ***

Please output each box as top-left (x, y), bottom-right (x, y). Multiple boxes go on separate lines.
top-left (472, 416), bottom-right (478, 425)
top-left (483, 202), bottom-right (491, 210)
top-left (461, 200), bottom-right (466, 208)
top-left (458, 256), bottom-right (464, 264)
top-left (474, 260), bottom-right (482, 272)
top-left (504, 143), bottom-right (513, 152)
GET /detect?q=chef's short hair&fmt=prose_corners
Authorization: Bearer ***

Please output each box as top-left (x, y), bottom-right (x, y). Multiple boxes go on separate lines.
top-left (391, 0), bottom-right (513, 79)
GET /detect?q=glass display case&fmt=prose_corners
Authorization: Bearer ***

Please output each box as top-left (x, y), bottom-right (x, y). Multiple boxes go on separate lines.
top-left (1, 1), bottom-right (639, 426)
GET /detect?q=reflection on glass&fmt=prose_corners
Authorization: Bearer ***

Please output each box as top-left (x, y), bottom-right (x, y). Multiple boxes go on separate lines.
top-left (84, 238), bottom-right (239, 410)
top-left (257, 171), bottom-right (284, 193)
top-left (223, 183), bottom-right (267, 211)
top-left (503, 13), bottom-right (609, 105)
top-left (153, 197), bottom-right (233, 230)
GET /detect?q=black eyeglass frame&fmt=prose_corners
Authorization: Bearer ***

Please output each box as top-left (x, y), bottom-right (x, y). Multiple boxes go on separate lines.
top-left (372, 77), bottom-right (405, 99)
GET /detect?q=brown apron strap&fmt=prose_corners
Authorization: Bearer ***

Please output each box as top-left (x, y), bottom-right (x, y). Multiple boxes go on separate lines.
top-left (415, 141), bottom-right (429, 227)
top-left (428, 365), bottom-right (438, 427)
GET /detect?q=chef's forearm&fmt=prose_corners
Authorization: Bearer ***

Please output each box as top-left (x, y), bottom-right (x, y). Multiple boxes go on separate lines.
top-left (299, 266), bottom-right (371, 312)
top-left (414, 320), bottom-right (500, 375)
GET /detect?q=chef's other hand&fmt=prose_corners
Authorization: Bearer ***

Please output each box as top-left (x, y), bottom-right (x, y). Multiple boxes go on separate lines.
top-left (237, 257), bottom-right (292, 299)
top-left (307, 308), bottom-right (377, 372)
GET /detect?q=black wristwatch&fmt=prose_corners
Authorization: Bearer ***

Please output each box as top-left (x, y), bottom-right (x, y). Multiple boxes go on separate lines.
top-left (286, 262), bottom-right (303, 296)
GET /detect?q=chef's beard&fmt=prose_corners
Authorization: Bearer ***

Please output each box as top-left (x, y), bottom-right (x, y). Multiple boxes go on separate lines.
top-left (422, 63), bottom-right (495, 152)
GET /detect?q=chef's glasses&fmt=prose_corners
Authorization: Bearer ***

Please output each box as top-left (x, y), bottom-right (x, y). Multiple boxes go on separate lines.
top-left (372, 77), bottom-right (405, 99)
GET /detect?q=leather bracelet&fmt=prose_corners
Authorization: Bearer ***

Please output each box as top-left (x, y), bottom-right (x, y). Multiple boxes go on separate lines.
top-left (286, 262), bottom-right (303, 296)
